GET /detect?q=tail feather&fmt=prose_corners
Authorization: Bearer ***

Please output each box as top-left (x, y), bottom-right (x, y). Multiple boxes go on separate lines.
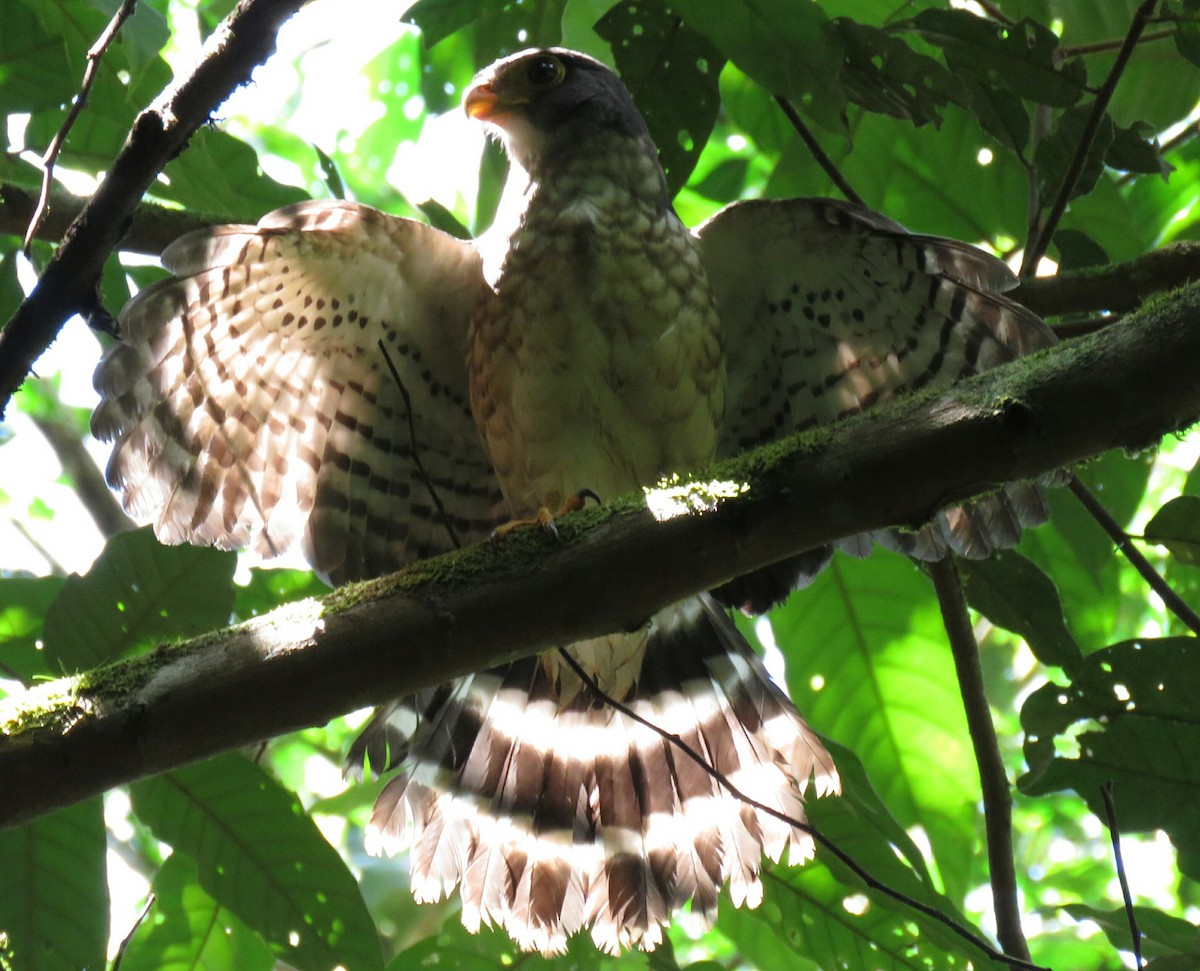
top-left (354, 594), bottom-right (839, 953)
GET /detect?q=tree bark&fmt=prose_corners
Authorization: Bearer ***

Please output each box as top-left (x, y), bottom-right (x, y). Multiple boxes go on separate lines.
top-left (1, 281), bottom-right (1198, 829)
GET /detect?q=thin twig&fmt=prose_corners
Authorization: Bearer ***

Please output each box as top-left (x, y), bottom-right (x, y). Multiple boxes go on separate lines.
top-left (1099, 782), bottom-right (1144, 970)
top-left (553, 646), bottom-right (1049, 971)
top-left (9, 518), bottom-right (67, 576)
top-left (1058, 27), bottom-right (1173, 58)
top-left (772, 96), bottom-right (866, 207)
top-left (23, 0), bottom-right (139, 252)
top-left (31, 414), bottom-right (135, 538)
top-left (928, 557), bottom-right (1032, 963)
top-left (974, 0), bottom-right (1016, 26)
top-left (1021, 0), bottom-right (1159, 276)
top-left (377, 340), bottom-right (462, 550)
top-left (1050, 315), bottom-right (1119, 339)
top-left (1068, 476), bottom-right (1200, 635)
top-left (109, 892), bottom-right (156, 971)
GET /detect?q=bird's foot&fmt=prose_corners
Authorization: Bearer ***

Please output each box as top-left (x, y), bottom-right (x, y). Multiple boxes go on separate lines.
top-left (490, 489), bottom-right (602, 542)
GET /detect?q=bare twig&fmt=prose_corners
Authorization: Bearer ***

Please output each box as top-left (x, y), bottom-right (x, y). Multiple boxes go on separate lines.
top-left (974, 0), bottom-right (1016, 26)
top-left (1021, 0), bottom-right (1159, 276)
top-left (1051, 315), bottom-right (1119, 339)
top-left (0, 0), bottom-right (311, 419)
top-left (8, 518), bottom-right (67, 576)
top-left (1, 184), bottom-right (225, 255)
top-left (928, 557), bottom-right (1031, 963)
top-left (110, 892), bottom-right (156, 971)
top-left (22, 0), bottom-right (139, 252)
top-left (1058, 27), bottom-right (1173, 57)
top-left (772, 96), bottom-right (866, 207)
top-left (1099, 782), bottom-right (1144, 969)
top-left (31, 414), bottom-right (134, 539)
top-left (553, 646), bottom-right (1047, 971)
top-left (378, 339), bottom-right (463, 550)
top-left (1068, 476), bottom-right (1200, 635)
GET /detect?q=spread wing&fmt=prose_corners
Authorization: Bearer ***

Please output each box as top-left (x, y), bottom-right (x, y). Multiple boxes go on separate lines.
top-left (92, 200), bottom-right (504, 584)
top-left (698, 198), bottom-right (1056, 598)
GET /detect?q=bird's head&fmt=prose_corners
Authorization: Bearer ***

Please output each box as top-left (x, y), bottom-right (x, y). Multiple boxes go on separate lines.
top-left (464, 48), bottom-right (649, 171)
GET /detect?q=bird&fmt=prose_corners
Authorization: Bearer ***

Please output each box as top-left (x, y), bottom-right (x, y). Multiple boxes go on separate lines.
top-left (91, 47), bottom-right (1056, 954)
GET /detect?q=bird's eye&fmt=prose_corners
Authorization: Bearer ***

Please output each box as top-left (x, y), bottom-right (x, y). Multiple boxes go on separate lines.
top-left (525, 55), bottom-right (565, 88)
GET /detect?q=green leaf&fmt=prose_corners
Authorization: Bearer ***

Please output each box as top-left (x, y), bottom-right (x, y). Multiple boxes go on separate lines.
top-left (1177, 21), bottom-right (1200, 69)
top-left (0, 799), bottom-right (107, 971)
top-left (1062, 903), bottom-right (1200, 960)
top-left (673, 0), bottom-right (847, 135)
top-left (130, 753), bottom-right (384, 971)
top-left (596, 1), bottom-right (724, 194)
top-left (1034, 102), bottom-right (1115, 207)
top-left (905, 11), bottom-right (1085, 107)
top-left (0, 575), bottom-right (64, 683)
top-left (405, 0), bottom-right (492, 48)
top-left (41, 527), bottom-right (236, 671)
top-left (118, 855), bottom-right (275, 971)
top-left (1020, 638), bottom-right (1200, 878)
top-left (1145, 496), bottom-right (1200, 567)
top-left (834, 19), bottom-right (963, 127)
top-left (233, 567), bottom-right (328, 621)
top-left (959, 549), bottom-right (1082, 672)
top-left (158, 129), bottom-right (309, 222)
top-left (0, 0), bottom-right (75, 113)
top-left (1052, 228), bottom-right (1109, 271)
top-left (765, 552), bottom-right (979, 900)
top-left (1107, 121), bottom-right (1172, 178)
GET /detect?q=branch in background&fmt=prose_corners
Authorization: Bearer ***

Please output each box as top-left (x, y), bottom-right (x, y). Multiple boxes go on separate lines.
top-left (773, 95), bottom-right (866, 206)
top-left (1099, 782), bottom-right (1144, 970)
top-left (1, 184), bottom-right (226, 257)
top-left (1012, 242), bottom-right (1200, 317)
top-left (0, 0), bottom-right (310, 418)
top-left (928, 557), bottom-right (1031, 963)
top-left (1058, 27), bottom-right (1174, 58)
top-left (1021, 0), bottom-right (1159, 275)
top-left (1068, 476), bottom-right (1200, 635)
top-left (2, 281), bottom-right (1199, 828)
top-left (31, 415), bottom-right (134, 539)
top-left (23, 0), bottom-right (139, 251)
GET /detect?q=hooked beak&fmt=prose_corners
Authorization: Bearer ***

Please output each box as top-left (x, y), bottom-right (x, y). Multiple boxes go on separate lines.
top-left (464, 81), bottom-right (525, 121)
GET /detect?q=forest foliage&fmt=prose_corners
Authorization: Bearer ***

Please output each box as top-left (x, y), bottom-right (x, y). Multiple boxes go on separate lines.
top-left (2, 1), bottom-right (1200, 969)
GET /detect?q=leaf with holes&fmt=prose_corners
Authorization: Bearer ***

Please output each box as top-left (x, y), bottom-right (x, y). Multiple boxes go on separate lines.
top-left (597, 1), bottom-right (724, 194)
top-left (1020, 638), bottom-right (1200, 879)
top-left (130, 753), bottom-right (384, 971)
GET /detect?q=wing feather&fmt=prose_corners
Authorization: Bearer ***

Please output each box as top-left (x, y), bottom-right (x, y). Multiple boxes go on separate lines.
top-left (92, 200), bottom-right (504, 583)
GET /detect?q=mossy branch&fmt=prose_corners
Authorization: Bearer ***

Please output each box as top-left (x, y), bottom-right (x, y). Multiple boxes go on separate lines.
top-left (2, 282), bottom-right (1200, 829)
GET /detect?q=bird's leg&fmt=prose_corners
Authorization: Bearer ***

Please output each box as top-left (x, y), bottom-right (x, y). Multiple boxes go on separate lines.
top-left (490, 489), bottom-right (602, 541)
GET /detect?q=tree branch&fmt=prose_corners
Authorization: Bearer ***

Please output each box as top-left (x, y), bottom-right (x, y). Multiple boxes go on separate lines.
top-left (0, 183), bottom-right (229, 257)
top-left (1, 282), bottom-right (1199, 829)
top-left (1011, 241), bottom-right (1200, 317)
top-left (929, 557), bottom-right (1030, 962)
top-left (0, 0), bottom-right (310, 418)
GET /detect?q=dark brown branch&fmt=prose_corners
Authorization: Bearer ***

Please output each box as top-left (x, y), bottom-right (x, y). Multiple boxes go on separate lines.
top-left (31, 414), bottom-right (135, 539)
top-left (555, 648), bottom-right (1046, 971)
top-left (773, 96), bottom-right (866, 207)
top-left (1, 282), bottom-right (1199, 829)
top-left (928, 558), bottom-right (1031, 963)
top-left (1022, 0), bottom-right (1159, 275)
top-left (1058, 27), bottom-right (1173, 57)
top-left (1099, 782), bottom-right (1144, 970)
top-left (23, 0), bottom-right (139, 251)
top-left (0, 0), bottom-right (310, 419)
top-left (1, 184), bottom-right (227, 257)
top-left (1012, 242), bottom-right (1200, 317)
top-left (1067, 476), bottom-right (1200, 635)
